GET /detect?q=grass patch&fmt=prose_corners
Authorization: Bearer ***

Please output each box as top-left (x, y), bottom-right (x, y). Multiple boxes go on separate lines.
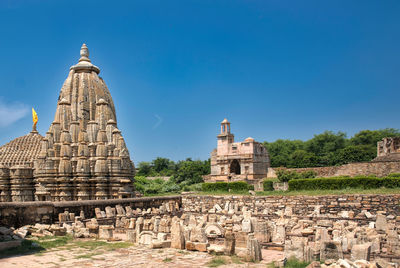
top-left (36, 235), bottom-right (73, 249)
top-left (268, 257), bottom-right (310, 268)
top-left (207, 256), bottom-right (227, 267)
top-left (71, 240), bottom-right (133, 251)
top-left (163, 257), bottom-right (173, 262)
top-left (284, 257), bottom-right (310, 268)
top-left (0, 239), bottom-right (44, 258)
top-left (231, 255), bottom-right (243, 264)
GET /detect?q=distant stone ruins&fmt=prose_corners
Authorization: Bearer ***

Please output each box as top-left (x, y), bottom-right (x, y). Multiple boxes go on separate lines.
top-left (0, 44), bottom-right (135, 202)
top-left (208, 119), bottom-right (270, 183)
top-left (375, 137), bottom-right (400, 162)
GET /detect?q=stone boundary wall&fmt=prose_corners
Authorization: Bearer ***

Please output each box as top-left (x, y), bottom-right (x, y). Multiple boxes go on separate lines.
top-left (0, 196), bottom-right (181, 227)
top-left (181, 194), bottom-right (400, 218)
top-left (274, 160), bottom-right (400, 178)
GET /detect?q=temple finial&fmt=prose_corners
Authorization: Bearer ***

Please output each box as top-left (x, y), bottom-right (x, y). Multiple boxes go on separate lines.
top-left (79, 43), bottom-right (90, 62)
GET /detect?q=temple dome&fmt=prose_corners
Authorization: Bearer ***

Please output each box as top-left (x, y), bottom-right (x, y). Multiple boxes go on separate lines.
top-left (0, 131), bottom-right (43, 167)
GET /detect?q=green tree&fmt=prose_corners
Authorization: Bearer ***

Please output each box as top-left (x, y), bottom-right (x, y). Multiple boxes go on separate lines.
top-left (263, 139), bottom-right (304, 167)
top-left (172, 160), bottom-right (210, 185)
top-left (288, 150), bottom-right (317, 168)
top-left (334, 145), bottom-right (376, 165)
top-left (136, 162), bottom-right (152, 176)
top-left (305, 131), bottom-right (347, 156)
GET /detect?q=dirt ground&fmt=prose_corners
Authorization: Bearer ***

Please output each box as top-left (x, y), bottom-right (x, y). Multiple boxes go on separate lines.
top-left (0, 244), bottom-right (284, 268)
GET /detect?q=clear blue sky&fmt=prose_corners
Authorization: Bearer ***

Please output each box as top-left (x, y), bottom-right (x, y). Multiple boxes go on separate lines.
top-left (0, 0), bottom-right (399, 164)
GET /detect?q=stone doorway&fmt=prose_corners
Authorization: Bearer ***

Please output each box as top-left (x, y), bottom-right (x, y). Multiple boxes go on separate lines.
top-left (230, 159), bottom-right (241, 175)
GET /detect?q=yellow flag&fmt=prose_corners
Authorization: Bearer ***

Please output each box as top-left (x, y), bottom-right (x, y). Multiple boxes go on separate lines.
top-left (32, 107), bottom-right (38, 126)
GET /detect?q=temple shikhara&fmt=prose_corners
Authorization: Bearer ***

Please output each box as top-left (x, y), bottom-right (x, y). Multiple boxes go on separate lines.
top-left (0, 44), bottom-right (135, 202)
top-left (208, 119), bottom-right (270, 183)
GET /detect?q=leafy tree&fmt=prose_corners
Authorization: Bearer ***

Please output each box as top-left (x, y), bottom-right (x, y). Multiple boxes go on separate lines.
top-left (333, 145), bottom-right (376, 165)
top-left (264, 128), bottom-right (400, 168)
top-left (288, 150), bottom-right (317, 168)
top-left (152, 157), bottom-right (176, 174)
top-left (305, 131), bottom-right (347, 156)
top-left (172, 160), bottom-right (210, 185)
top-left (136, 162), bottom-right (152, 176)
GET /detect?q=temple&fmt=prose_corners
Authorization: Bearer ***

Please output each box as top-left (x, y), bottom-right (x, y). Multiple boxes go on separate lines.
top-left (208, 119), bottom-right (270, 184)
top-left (0, 44), bottom-right (135, 202)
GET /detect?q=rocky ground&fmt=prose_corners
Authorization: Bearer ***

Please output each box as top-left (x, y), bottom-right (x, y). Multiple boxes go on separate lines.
top-left (0, 242), bottom-right (283, 268)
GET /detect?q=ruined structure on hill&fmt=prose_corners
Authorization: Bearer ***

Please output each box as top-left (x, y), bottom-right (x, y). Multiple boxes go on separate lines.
top-left (208, 119), bottom-right (270, 183)
top-left (375, 137), bottom-right (400, 162)
top-left (0, 44), bottom-right (135, 202)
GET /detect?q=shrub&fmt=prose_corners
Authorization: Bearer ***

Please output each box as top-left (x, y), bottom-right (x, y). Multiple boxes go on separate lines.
top-left (288, 176), bottom-right (400, 191)
top-left (229, 181), bottom-right (251, 191)
top-left (387, 173), bottom-right (400, 178)
top-left (201, 181), bottom-right (253, 192)
top-left (202, 182), bottom-right (229, 192)
top-left (263, 180), bottom-right (274, 191)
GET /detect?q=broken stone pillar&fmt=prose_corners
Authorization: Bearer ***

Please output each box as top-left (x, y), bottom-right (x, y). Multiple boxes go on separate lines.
top-left (115, 205), bottom-right (126, 216)
top-left (242, 218), bottom-right (252, 233)
top-left (224, 230), bottom-right (235, 255)
top-left (126, 229), bottom-right (136, 242)
top-left (272, 224), bottom-right (285, 244)
top-left (247, 234), bottom-right (262, 262)
top-left (171, 217), bottom-right (185, 249)
top-left (105, 206), bottom-right (115, 218)
top-left (254, 220), bottom-right (270, 243)
top-left (128, 218), bottom-right (136, 229)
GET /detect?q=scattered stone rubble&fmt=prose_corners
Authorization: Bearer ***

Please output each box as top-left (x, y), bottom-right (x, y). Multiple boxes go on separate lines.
top-left (1, 195), bottom-right (399, 267)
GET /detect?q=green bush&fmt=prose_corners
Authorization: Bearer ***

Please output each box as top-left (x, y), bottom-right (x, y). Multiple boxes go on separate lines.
top-left (229, 181), bottom-right (251, 191)
top-left (202, 182), bottom-right (229, 192)
top-left (263, 180), bottom-right (274, 191)
top-left (201, 181), bottom-right (253, 192)
top-left (288, 176), bottom-right (400, 191)
top-left (387, 173), bottom-right (400, 178)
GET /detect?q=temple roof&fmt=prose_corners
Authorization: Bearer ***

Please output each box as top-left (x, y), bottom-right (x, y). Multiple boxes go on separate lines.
top-left (0, 131), bottom-right (43, 168)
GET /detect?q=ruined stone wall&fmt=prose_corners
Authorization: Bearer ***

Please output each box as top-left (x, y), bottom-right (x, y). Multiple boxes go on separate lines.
top-left (0, 196), bottom-right (181, 227)
top-left (181, 194), bottom-right (400, 218)
top-left (278, 160), bottom-right (400, 178)
top-left (181, 194), bottom-right (400, 264)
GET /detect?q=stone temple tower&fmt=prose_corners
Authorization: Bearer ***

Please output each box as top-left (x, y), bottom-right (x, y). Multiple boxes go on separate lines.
top-left (33, 44), bottom-right (135, 201)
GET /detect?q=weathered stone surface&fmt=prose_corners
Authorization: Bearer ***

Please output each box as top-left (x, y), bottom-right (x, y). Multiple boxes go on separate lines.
top-left (98, 225), bottom-right (113, 240)
top-left (151, 240), bottom-right (171, 249)
top-left (224, 230), bottom-right (235, 255)
top-left (170, 218), bottom-right (185, 249)
top-left (376, 215), bottom-right (387, 232)
top-left (320, 241), bottom-right (343, 261)
top-left (246, 235), bottom-right (262, 262)
top-left (138, 231), bottom-right (154, 245)
top-left (351, 243), bottom-right (371, 261)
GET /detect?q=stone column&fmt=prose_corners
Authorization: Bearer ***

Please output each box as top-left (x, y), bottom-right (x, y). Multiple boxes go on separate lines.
top-left (10, 165), bottom-right (34, 202)
top-left (0, 165), bottom-right (11, 202)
